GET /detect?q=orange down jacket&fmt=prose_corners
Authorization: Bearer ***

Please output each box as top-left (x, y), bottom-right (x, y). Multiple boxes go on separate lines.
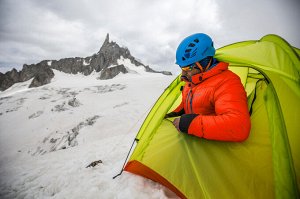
top-left (173, 62), bottom-right (251, 142)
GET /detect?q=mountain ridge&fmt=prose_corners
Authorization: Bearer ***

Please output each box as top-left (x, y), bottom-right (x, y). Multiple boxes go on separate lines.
top-left (0, 33), bottom-right (172, 91)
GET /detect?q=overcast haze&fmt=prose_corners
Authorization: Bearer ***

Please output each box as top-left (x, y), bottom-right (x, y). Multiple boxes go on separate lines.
top-left (0, 0), bottom-right (299, 73)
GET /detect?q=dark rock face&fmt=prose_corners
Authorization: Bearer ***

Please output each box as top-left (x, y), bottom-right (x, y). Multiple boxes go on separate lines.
top-left (0, 62), bottom-right (55, 91)
top-left (144, 65), bottom-right (172, 76)
top-left (99, 65), bottom-right (128, 80)
top-left (0, 69), bottom-right (19, 91)
top-left (0, 33), bottom-right (172, 91)
top-left (29, 67), bottom-right (55, 88)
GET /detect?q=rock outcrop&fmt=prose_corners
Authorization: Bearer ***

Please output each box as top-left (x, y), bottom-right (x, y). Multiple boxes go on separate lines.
top-left (99, 65), bottom-right (128, 80)
top-left (0, 33), bottom-right (172, 91)
top-left (0, 69), bottom-right (19, 91)
top-left (29, 67), bottom-right (55, 88)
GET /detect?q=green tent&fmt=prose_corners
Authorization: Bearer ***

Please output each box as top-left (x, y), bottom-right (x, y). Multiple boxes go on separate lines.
top-left (124, 34), bottom-right (300, 199)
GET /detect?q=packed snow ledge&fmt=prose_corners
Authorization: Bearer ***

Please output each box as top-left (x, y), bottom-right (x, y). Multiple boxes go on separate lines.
top-left (0, 70), bottom-right (179, 199)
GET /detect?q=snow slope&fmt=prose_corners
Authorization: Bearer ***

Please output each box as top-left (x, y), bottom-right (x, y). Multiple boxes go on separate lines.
top-left (0, 65), bottom-right (179, 198)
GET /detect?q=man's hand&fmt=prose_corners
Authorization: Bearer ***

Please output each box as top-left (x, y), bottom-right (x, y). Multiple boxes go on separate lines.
top-left (173, 118), bottom-right (181, 132)
top-left (172, 114), bottom-right (198, 134)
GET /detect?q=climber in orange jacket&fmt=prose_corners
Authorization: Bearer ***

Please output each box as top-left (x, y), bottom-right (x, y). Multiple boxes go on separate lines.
top-left (166, 33), bottom-right (251, 142)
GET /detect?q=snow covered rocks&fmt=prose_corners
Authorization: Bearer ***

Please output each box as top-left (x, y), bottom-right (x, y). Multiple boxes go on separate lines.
top-left (0, 68), bottom-right (176, 198)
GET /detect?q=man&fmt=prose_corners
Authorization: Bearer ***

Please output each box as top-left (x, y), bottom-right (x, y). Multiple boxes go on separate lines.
top-left (166, 33), bottom-right (251, 142)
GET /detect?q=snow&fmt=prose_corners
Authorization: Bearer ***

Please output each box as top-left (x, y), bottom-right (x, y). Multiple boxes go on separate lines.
top-left (47, 61), bottom-right (52, 66)
top-left (83, 59), bottom-right (91, 66)
top-left (106, 56), bottom-right (150, 76)
top-left (0, 69), bottom-right (179, 198)
top-left (0, 78), bottom-right (34, 97)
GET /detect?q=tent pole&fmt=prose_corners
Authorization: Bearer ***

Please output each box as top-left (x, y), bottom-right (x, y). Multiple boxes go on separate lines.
top-left (113, 138), bottom-right (139, 179)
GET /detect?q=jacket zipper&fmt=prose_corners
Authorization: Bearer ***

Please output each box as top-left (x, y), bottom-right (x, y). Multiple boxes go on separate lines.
top-left (190, 91), bottom-right (194, 113)
top-left (186, 89), bottom-right (194, 114)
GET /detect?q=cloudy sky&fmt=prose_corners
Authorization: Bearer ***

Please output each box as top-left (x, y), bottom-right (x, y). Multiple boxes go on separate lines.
top-left (0, 0), bottom-right (299, 73)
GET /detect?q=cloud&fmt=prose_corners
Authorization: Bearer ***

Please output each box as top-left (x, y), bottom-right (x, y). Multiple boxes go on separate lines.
top-left (213, 0), bottom-right (300, 47)
top-left (0, 1), bottom-right (100, 69)
top-left (0, 0), bottom-right (299, 73)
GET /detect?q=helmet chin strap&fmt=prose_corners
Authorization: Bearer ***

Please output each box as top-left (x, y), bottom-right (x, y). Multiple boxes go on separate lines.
top-left (188, 57), bottom-right (213, 85)
top-left (195, 57), bottom-right (213, 73)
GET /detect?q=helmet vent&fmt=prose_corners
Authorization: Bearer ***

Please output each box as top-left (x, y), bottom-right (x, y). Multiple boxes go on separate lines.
top-left (188, 43), bottom-right (195, 47)
top-left (185, 49), bottom-right (191, 53)
top-left (191, 48), bottom-right (197, 57)
top-left (194, 39), bottom-right (199, 43)
top-left (184, 52), bottom-right (190, 58)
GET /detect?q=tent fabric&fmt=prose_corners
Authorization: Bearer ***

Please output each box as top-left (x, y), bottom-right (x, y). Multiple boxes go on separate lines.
top-left (124, 34), bottom-right (300, 199)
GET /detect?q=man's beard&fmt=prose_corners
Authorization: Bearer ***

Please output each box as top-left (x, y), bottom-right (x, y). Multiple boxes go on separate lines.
top-left (181, 75), bottom-right (191, 82)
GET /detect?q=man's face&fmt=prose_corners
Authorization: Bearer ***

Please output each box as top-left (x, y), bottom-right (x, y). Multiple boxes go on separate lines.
top-left (181, 63), bottom-right (200, 82)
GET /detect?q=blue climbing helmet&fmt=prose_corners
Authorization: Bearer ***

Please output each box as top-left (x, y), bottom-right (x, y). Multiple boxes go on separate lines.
top-left (176, 33), bottom-right (215, 67)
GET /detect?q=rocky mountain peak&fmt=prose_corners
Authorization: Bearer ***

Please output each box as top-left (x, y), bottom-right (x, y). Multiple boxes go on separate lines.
top-left (96, 33), bottom-right (143, 70)
top-left (0, 33), bottom-right (172, 91)
top-left (100, 33), bottom-right (110, 51)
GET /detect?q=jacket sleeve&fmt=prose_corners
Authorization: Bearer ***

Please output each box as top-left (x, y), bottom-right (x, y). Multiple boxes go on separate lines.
top-left (180, 75), bottom-right (251, 142)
